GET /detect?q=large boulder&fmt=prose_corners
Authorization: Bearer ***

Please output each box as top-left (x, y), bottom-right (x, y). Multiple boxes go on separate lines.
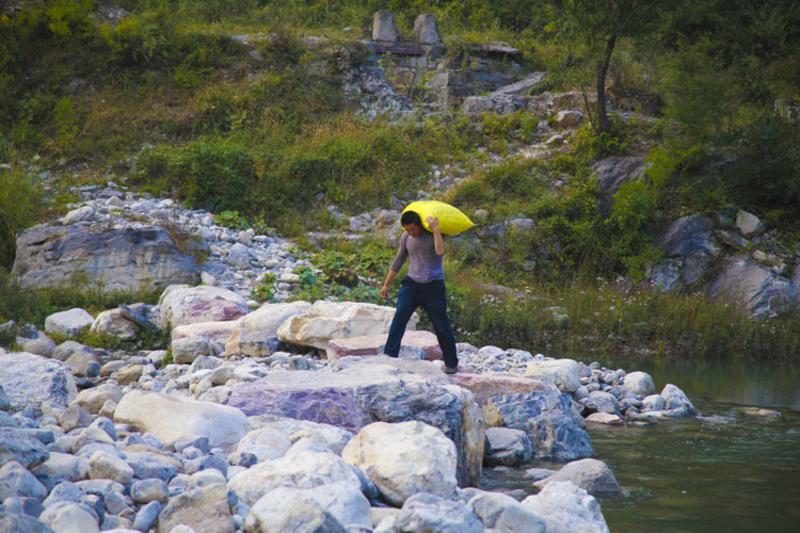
top-left (158, 285), bottom-right (248, 329)
top-left (74, 383), bottom-right (123, 414)
top-left (12, 223), bottom-right (204, 292)
top-left (225, 356), bottom-right (483, 486)
top-left (535, 458), bottom-right (622, 496)
top-left (172, 321), bottom-right (240, 345)
top-left (327, 330), bottom-right (442, 360)
top-left (484, 388), bottom-right (592, 461)
top-left (483, 427), bottom-right (533, 467)
top-left (229, 449), bottom-right (361, 506)
top-left (389, 493), bottom-right (483, 533)
top-left (708, 255), bottom-right (797, 318)
top-left (224, 301), bottom-right (312, 357)
top-left (652, 214), bottom-right (720, 288)
top-left (623, 371), bottom-right (656, 396)
top-left (44, 308), bottom-right (94, 338)
top-left (525, 359), bottom-right (580, 392)
top-left (248, 483), bottom-right (370, 531)
top-left (40, 502), bottom-right (100, 533)
top-left (593, 156), bottom-right (646, 210)
top-left (277, 301), bottom-right (417, 351)
top-left (447, 372), bottom-right (547, 404)
top-left (0, 352), bottom-right (77, 408)
top-left (342, 421), bottom-right (457, 506)
top-left (114, 390), bottom-right (247, 448)
top-left (246, 491), bottom-right (346, 532)
top-left (245, 416), bottom-right (354, 456)
top-left (735, 209), bottom-right (765, 237)
top-left (522, 481), bottom-right (609, 533)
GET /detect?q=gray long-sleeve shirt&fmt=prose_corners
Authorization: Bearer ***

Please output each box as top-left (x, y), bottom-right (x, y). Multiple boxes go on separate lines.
top-left (390, 231), bottom-right (444, 283)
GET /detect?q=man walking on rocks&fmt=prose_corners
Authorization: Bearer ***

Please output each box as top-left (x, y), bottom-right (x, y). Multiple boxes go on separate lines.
top-left (381, 211), bottom-right (459, 373)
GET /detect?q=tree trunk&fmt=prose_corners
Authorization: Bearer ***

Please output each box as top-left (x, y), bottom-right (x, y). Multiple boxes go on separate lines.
top-left (597, 32), bottom-right (617, 133)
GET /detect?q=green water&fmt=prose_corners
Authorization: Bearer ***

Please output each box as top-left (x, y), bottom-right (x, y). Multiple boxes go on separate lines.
top-left (482, 359), bottom-right (800, 532)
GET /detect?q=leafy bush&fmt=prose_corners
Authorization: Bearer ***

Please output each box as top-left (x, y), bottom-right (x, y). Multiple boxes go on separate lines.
top-left (136, 138), bottom-right (259, 214)
top-left (0, 169), bottom-right (44, 269)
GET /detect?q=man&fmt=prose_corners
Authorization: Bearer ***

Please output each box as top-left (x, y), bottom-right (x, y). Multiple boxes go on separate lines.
top-left (381, 210), bottom-right (459, 374)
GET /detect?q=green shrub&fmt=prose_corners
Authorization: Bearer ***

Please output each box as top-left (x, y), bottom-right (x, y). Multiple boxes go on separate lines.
top-left (214, 210), bottom-right (250, 230)
top-left (136, 138), bottom-right (259, 214)
top-left (0, 169), bottom-right (44, 269)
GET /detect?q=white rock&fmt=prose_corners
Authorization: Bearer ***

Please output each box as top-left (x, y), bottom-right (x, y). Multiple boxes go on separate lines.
top-left (75, 383), bottom-right (123, 414)
top-left (225, 301), bottom-right (312, 357)
top-left (246, 492), bottom-right (345, 532)
top-left (158, 285), bottom-right (248, 330)
top-left (45, 308), bottom-right (95, 338)
top-left (342, 421), bottom-right (457, 506)
top-left (468, 490), bottom-right (546, 532)
top-left (736, 209), bottom-right (765, 237)
top-left (229, 450), bottom-right (361, 506)
top-left (249, 482), bottom-right (370, 530)
top-left (556, 110), bottom-right (584, 128)
top-left (227, 243), bottom-right (251, 268)
top-left (278, 301), bottom-right (417, 350)
top-left (525, 359), bottom-right (581, 392)
top-left (62, 205), bottom-right (95, 225)
top-left (0, 352), bottom-right (78, 408)
top-left (40, 502), bottom-right (100, 533)
top-left (535, 458), bottom-right (622, 496)
top-left (90, 309), bottom-right (138, 340)
top-left (522, 481), bottom-right (609, 533)
top-left (622, 371), bottom-right (655, 396)
top-left (171, 336), bottom-right (213, 365)
top-left (89, 451), bottom-right (133, 485)
top-left (235, 428), bottom-right (292, 462)
top-left (114, 390), bottom-right (247, 448)
top-left (172, 321), bottom-right (239, 344)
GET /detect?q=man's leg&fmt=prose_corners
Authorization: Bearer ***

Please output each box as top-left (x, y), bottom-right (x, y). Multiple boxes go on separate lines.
top-left (383, 279), bottom-right (417, 357)
top-left (420, 280), bottom-right (458, 368)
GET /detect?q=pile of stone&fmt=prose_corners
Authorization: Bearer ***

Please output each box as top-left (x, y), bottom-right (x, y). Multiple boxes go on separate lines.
top-left (11, 182), bottom-right (309, 302)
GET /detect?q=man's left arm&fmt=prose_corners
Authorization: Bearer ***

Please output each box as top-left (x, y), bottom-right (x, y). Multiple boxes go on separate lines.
top-left (427, 216), bottom-right (444, 255)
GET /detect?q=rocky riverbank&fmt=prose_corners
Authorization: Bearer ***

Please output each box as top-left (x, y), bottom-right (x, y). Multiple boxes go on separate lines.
top-left (0, 267), bottom-right (698, 533)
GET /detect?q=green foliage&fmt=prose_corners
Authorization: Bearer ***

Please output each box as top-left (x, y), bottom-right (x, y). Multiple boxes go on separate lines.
top-left (214, 210), bottom-right (250, 230)
top-left (251, 272), bottom-right (277, 302)
top-left (136, 138), bottom-right (259, 214)
top-left (0, 271), bottom-right (162, 329)
top-left (0, 169), bottom-right (44, 269)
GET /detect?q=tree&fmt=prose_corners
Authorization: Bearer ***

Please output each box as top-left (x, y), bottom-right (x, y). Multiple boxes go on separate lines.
top-left (559, 0), bottom-right (669, 133)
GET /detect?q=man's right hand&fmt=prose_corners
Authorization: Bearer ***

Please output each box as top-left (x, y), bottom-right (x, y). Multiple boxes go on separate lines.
top-left (380, 285), bottom-right (389, 300)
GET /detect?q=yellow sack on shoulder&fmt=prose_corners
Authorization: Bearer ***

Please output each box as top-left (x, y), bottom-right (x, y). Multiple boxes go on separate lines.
top-left (402, 200), bottom-right (475, 236)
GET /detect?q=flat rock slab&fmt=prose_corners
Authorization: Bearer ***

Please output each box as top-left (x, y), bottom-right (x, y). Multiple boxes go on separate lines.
top-left (448, 373), bottom-right (547, 405)
top-left (171, 321), bottom-right (239, 344)
top-left (326, 330), bottom-right (442, 360)
top-left (226, 356), bottom-right (483, 486)
top-left (114, 390), bottom-right (247, 449)
top-left (0, 352), bottom-right (78, 408)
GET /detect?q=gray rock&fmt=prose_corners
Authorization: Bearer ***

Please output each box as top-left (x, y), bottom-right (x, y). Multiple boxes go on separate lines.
top-left (507, 218), bottom-right (535, 233)
top-left (657, 214), bottom-right (720, 286)
top-left (641, 394), bottom-right (665, 412)
top-left (660, 384), bottom-right (697, 415)
top-left (44, 309), bottom-right (95, 338)
top-left (622, 371), bottom-right (655, 396)
top-left (708, 255), bottom-right (797, 318)
top-left (593, 156), bottom-right (646, 208)
top-left (522, 481), bottom-right (608, 533)
top-left (52, 341), bottom-right (95, 363)
top-left (372, 10), bottom-right (398, 42)
top-left (59, 404), bottom-right (93, 432)
top-left (0, 513), bottom-right (53, 533)
top-left (485, 388), bottom-right (592, 461)
top-left (535, 458), bottom-right (622, 496)
top-left (0, 385), bottom-right (9, 411)
top-left (0, 461), bottom-right (48, 501)
top-left (11, 224), bottom-right (204, 293)
top-left (227, 243), bottom-right (251, 268)
top-left (31, 453), bottom-right (89, 484)
top-left (89, 309), bottom-right (138, 341)
top-left (413, 13), bottom-right (441, 45)
top-left (43, 481), bottom-right (83, 508)
top-left (132, 500), bottom-right (162, 532)
top-left (15, 335), bottom-right (56, 357)
top-left (74, 383), bottom-right (123, 414)
top-left (88, 451), bottom-right (133, 485)
top-left (484, 427), bottom-right (533, 467)
top-left (468, 490), bottom-right (546, 532)
top-left (736, 209), bottom-right (765, 237)
top-left (156, 484), bottom-right (232, 533)
top-left (585, 391), bottom-right (619, 414)
top-left (0, 352), bottom-right (78, 408)
top-left (0, 428), bottom-right (50, 468)
top-left (40, 502), bottom-right (100, 533)
top-left (246, 494), bottom-right (346, 532)
top-left (124, 449), bottom-right (180, 482)
top-left (393, 493), bottom-right (482, 533)
top-left (171, 336), bottom-right (213, 365)
top-left (130, 478), bottom-right (168, 504)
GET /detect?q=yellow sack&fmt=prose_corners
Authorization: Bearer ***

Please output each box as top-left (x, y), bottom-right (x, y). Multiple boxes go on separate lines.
top-left (402, 200), bottom-right (475, 236)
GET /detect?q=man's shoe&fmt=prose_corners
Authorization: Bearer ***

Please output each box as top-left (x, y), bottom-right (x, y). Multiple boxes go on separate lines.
top-left (443, 365), bottom-right (458, 375)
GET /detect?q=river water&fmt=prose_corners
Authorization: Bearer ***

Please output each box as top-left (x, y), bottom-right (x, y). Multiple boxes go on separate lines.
top-left (480, 358), bottom-right (800, 532)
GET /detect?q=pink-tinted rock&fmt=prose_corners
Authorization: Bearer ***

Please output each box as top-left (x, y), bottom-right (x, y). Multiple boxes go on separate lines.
top-left (326, 330), bottom-right (442, 360)
top-left (448, 373), bottom-right (547, 405)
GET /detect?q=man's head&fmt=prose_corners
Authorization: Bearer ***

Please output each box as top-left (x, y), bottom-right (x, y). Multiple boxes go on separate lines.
top-left (401, 210), bottom-right (423, 237)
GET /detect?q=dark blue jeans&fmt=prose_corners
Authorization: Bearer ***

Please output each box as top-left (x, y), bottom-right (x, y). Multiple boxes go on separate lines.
top-left (384, 276), bottom-right (458, 368)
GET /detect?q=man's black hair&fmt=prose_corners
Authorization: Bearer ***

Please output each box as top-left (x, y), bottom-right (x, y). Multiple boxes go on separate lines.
top-left (401, 210), bottom-right (422, 226)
